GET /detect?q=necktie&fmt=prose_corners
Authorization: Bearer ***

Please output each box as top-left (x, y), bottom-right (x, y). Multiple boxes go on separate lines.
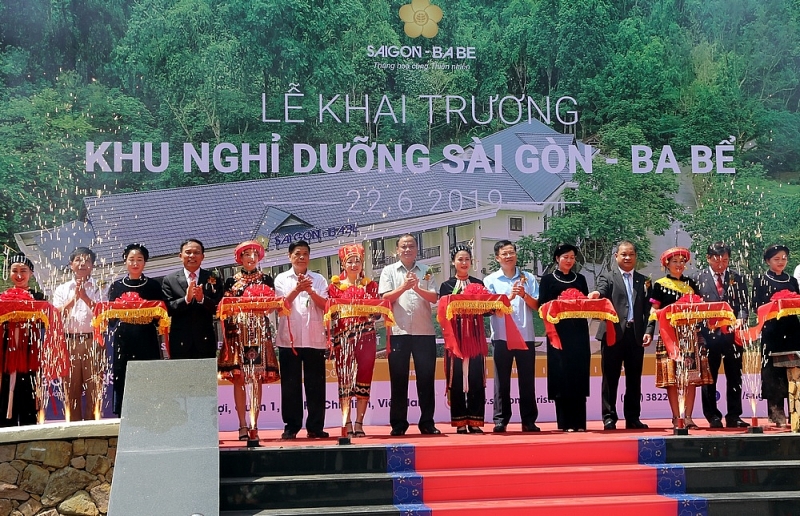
top-left (623, 272), bottom-right (634, 322)
top-left (715, 273), bottom-right (724, 298)
top-left (189, 271), bottom-right (197, 282)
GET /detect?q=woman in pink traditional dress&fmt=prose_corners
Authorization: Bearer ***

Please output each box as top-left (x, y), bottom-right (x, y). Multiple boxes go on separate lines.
top-left (328, 244), bottom-right (379, 437)
top-left (219, 240), bottom-right (279, 440)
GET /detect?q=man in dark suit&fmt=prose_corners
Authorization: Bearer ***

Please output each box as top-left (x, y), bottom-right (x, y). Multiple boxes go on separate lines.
top-left (694, 242), bottom-right (749, 428)
top-left (590, 241), bottom-right (652, 430)
top-left (162, 238), bottom-right (223, 359)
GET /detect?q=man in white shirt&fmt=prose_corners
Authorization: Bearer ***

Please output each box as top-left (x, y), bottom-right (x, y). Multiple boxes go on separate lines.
top-left (379, 234), bottom-right (439, 436)
top-left (274, 240), bottom-right (329, 439)
top-left (52, 247), bottom-right (104, 421)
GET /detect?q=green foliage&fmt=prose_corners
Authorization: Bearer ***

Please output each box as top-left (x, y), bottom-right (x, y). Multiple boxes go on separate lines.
top-left (0, 0), bottom-right (799, 250)
top-left (686, 163), bottom-right (800, 276)
top-left (525, 161), bottom-right (685, 280)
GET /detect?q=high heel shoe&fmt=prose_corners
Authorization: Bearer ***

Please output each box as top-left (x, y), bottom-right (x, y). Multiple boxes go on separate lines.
top-left (344, 422), bottom-right (355, 438)
top-left (456, 426), bottom-right (468, 434)
top-left (353, 420), bottom-right (366, 437)
top-left (467, 426), bottom-right (484, 434)
top-left (684, 417), bottom-right (699, 430)
top-left (238, 426), bottom-right (249, 441)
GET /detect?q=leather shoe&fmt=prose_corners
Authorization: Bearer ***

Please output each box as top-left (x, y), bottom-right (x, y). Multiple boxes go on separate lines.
top-left (521, 424), bottom-right (541, 432)
top-left (726, 418), bottom-right (749, 428)
top-left (307, 430), bottom-right (329, 439)
top-left (625, 420), bottom-right (649, 430)
top-left (603, 419), bottom-right (616, 430)
top-left (709, 418), bottom-right (724, 428)
top-left (281, 430), bottom-right (297, 440)
top-left (390, 428), bottom-right (406, 436)
top-left (492, 424), bottom-right (506, 433)
top-left (420, 425), bottom-right (441, 435)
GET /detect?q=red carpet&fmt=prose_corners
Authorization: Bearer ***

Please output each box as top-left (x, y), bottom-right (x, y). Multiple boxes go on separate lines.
top-left (219, 418), bottom-right (792, 515)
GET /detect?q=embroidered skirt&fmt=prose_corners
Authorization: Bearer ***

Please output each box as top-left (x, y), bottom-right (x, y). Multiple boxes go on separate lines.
top-left (218, 315), bottom-right (280, 383)
top-left (655, 333), bottom-right (712, 388)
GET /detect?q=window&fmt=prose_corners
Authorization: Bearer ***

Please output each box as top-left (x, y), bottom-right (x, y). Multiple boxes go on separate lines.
top-left (509, 217), bottom-right (523, 232)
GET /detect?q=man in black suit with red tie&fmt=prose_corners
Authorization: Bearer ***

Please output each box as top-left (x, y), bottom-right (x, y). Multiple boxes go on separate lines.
top-left (694, 242), bottom-right (749, 428)
top-left (590, 241), bottom-right (652, 430)
top-left (162, 238), bottom-right (224, 359)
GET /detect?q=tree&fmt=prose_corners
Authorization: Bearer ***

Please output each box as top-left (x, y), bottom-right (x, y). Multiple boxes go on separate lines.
top-left (686, 163), bottom-right (800, 277)
top-left (527, 160), bottom-right (685, 282)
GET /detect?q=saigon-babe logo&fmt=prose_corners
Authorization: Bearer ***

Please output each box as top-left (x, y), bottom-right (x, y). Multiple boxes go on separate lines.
top-left (399, 0), bottom-right (443, 39)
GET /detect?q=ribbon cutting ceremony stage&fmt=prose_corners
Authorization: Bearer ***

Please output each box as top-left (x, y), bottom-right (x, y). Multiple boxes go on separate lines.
top-left (218, 421), bottom-right (800, 516)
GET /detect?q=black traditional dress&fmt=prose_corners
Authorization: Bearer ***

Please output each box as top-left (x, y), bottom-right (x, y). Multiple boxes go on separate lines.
top-left (646, 275), bottom-right (711, 388)
top-left (218, 269), bottom-right (280, 383)
top-left (751, 272), bottom-right (800, 406)
top-left (108, 276), bottom-right (165, 416)
top-left (439, 276), bottom-right (487, 429)
top-left (539, 270), bottom-right (590, 431)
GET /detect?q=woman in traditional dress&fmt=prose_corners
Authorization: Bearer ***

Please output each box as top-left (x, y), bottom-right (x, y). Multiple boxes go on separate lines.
top-left (219, 240), bottom-right (279, 440)
top-left (328, 244), bottom-right (379, 437)
top-left (539, 243), bottom-right (591, 432)
top-left (107, 243), bottom-right (165, 416)
top-left (438, 245), bottom-right (488, 433)
top-left (645, 247), bottom-right (709, 429)
top-left (0, 254), bottom-right (45, 426)
top-left (751, 244), bottom-right (800, 427)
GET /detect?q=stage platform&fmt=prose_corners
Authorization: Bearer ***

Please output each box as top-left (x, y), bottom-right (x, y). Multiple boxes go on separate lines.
top-left (219, 418), bottom-right (792, 448)
top-left (218, 418), bottom-right (800, 516)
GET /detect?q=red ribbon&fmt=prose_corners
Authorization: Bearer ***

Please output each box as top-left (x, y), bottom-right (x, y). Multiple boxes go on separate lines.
top-left (0, 295), bottom-right (70, 379)
top-left (539, 293), bottom-right (618, 350)
top-left (438, 293), bottom-right (526, 358)
top-left (655, 295), bottom-right (735, 358)
top-left (324, 297), bottom-right (394, 350)
top-left (735, 291), bottom-right (800, 346)
top-left (93, 294), bottom-right (171, 355)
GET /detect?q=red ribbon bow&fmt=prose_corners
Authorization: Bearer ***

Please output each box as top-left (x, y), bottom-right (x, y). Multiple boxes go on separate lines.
top-left (539, 289), bottom-right (619, 350)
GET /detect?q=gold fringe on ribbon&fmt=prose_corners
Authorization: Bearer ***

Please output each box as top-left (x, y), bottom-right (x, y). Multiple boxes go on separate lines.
top-left (218, 301), bottom-right (289, 320)
top-left (771, 307), bottom-right (800, 321)
top-left (544, 310), bottom-right (619, 324)
top-left (93, 307), bottom-right (171, 334)
top-left (445, 300), bottom-right (511, 320)
top-left (665, 310), bottom-right (736, 328)
top-left (0, 311), bottom-right (50, 328)
top-left (324, 304), bottom-right (395, 327)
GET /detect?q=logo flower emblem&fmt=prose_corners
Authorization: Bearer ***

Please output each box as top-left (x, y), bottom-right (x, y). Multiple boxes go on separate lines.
top-left (399, 0), bottom-right (443, 39)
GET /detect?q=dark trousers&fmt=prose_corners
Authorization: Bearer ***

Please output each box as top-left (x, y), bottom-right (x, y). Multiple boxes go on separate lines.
top-left (278, 347), bottom-right (327, 433)
top-left (446, 352), bottom-right (485, 426)
top-left (702, 339), bottom-right (743, 423)
top-left (601, 325), bottom-right (644, 423)
top-left (0, 373), bottom-right (36, 427)
top-left (492, 340), bottom-right (538, 427)
top-left (555, 396), bottom-right (587, 431)
top-left (388, 334), bottom-right (436, 432)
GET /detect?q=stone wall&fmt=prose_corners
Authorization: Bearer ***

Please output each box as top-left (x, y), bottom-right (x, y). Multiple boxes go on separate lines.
top-left (0, 422), bottom-right (118, 516)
